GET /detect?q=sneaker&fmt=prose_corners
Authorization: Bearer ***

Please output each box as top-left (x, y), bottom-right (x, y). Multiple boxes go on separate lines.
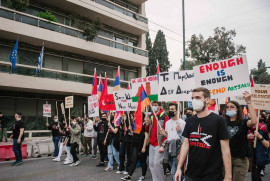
top-left (15, 161), bottom-right (23, 166)
top-left (74, 160), bottom-right (81, 166)
top-left (260, 170), bottom-right (265, 176)
top-left (64, 160), bottom-right (73, 165)
top-left (91, 155), bottom-right (97, 159)
top-left (138, 176), bottom-right (145, 181)
top-left (104, 166), bottom-right (112, 171)
top-left (69, 163), bottom-right (75, 166)
top-left (64, 158), bottom-right (68, 161)
top-left (53, 158), bottom-right (60, 162)
top-left (121, 176), bottom-right (131, 181)
top-left (96, 162), bottom-right (105, 167)
top-left (123, 171), bottom-right (128, 175)
top-left (52, 157), bottom-right (56, 159)
top-left (11, 161), bottom-right (17, 166)
top-left (116, 171), bottom-right (123, 174)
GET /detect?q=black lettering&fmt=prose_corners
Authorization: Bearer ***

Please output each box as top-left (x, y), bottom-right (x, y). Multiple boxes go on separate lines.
top-left (160, 87), bottom-right (167, 95)
top-left (160, 73), bottom-right (169, 82)
top-left (176, 86), bottom-right (182, 94)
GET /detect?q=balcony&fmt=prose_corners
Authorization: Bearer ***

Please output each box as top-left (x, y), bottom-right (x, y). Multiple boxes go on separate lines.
top-left (0, 6), bottom-right (148, 67)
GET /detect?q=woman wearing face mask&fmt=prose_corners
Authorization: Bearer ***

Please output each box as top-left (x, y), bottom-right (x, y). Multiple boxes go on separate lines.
top-left (69, 117), bottom-right (81, 166)
top-left (53, 119), bottom-right (68, 162)
top-left (224, 91), bottom-right (257, 181)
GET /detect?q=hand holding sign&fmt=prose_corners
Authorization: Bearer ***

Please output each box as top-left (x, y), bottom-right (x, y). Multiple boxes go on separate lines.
top-left (243, 91), bottom-right (252, 103)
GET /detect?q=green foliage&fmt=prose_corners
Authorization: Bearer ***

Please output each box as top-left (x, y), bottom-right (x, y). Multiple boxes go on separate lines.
top-left (8, 0), bottom-right (29, 11)
top-left (250, 59), bottom-right (270, 84)
top-left (187, 27), bottom-right (246, 64)
top-left (145, 32), bottom-right (153, 75)
top-left (146, 30), bottom-right (171, 76)
top-left (37, 11), bottom-right (58, 22)
top-left (78, 18), bottom-right (102, 41)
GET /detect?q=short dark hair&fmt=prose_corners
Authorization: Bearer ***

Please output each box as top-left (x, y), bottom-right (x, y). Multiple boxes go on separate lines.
top-left (71, 116), bottom-right (75, 120)
top-left (192, 87), bottom-right (210, 99)
top-left (224, 101), bottom-right (243, 124)
top-left (152, 101), bottom-right (161, 106)
top-left (15, 112), bottom-right (22, 118)
top-left (169, 103), bottom-right (178, 111)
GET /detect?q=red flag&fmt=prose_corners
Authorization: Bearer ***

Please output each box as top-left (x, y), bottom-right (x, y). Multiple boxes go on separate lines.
top-left (100, 94), bottom-right (116, 111)
top-left (127, 83), bottom-right (130, 90)
top-left (99, 73), bottom-right (108, 109)
top-left (91, 68), bottom-right (98, 95)
top-left (250, 75), bottom-right (254, 87)
top-left (156, 59), bottom-right (160, 82)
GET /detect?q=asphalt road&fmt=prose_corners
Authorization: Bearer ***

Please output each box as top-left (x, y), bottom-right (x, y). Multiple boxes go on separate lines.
top-left (0, 155), bottom-right (269, 181)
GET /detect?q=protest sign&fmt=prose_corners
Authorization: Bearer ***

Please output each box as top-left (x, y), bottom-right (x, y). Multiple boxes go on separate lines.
top-left (113, 90), bottom-right (137, 111)
top-left (65, 96), bottom-right (74, 108)
top-left (100, 94), bottom-right (116, 111)
top-left (158, 70), bottom-right (195, 101)
top-left (251, 84), bottom-right (270, 110)
top-left (193, 55), bottom-right (251, 99)
top-left (218, 95), bottom-right (247, 105)
top-left (88, 95), bottom-right (99, 117)
top-left (43, 104), bottom-right (51, 117)
top-left (131, 75), bottom-right (158, 102)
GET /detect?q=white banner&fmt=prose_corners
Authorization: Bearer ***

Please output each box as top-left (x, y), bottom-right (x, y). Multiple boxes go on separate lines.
top-left (218, 96), bottom-right (247, 105)
top-left (65, 96), bottom-right (74, 108)
top-left (113, 90), bottom-right (137, 111)
top-left (158, 70), bottom-right (195, 101)
top-left (251, 84), bottom-right (270, 110)
top-left (193, 55), bottom-right (251, 99)
top-left (88, 95), bottom-right (99, 118)
top-left (43, 104), bottom-right (51, 117)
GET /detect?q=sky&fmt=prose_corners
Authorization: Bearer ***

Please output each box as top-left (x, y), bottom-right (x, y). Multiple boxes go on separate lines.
top-left (145, 0), bottom-right (270, 73)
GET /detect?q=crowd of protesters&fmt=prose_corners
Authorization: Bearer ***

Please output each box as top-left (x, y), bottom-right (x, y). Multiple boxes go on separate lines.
top-left (3, 87), bottom-right (270, 181)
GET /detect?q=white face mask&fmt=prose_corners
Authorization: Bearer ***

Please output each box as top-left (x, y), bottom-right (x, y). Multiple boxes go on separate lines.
top-left (152, 106), bottom-right (158, 113)
top-left (54, 119), bottom-right (58, 122)
top-left (72, 121), bottom-right (76, 126)
top-left (192, 99), bottom-right (205, 112)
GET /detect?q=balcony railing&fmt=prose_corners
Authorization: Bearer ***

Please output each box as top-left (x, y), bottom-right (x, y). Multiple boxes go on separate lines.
top-left (0, 6), bottom-right (148, 57)
top-left (0, 61), bottom-right (129, 88)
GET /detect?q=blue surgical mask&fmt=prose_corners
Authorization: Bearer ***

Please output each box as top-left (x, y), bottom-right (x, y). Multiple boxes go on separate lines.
top-left (226, 110), bottom-right (237, 117)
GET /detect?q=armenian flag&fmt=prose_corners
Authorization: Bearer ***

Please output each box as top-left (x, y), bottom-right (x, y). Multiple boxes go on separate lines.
top-left (91, 68), bottom-right (98, 95)
top-left (97, 75), bottom-right (103, 99)
top-left (113, 66), bottom-right (120, 91)
top-left (114, 111), bottom-right (123, 126)
top-left (225, 97), bottom-right (230, 105)
top-left (134, 84), bottom-right (150, 134)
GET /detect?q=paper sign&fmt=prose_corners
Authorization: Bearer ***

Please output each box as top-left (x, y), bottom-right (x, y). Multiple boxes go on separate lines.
top-left (131, 75), bottom-right (158, 102)
top-left (88, 95), bottom-right (99, 117)
top-left (193, 55), bottom-right (251, 99)
top-left (43, 104), bottom-right (51, 117)
top-left (60, 103), bottom-right (65, 114)
top-left (158, 70), bottom-right (195, 101)
top-left (251, 84), bottom-right (270, 110)
top-left (101, 94), bottom-right (116, 111)
top-left (113, 90), bottom-right (137, 111)
top-left (65, 96), bottom-right (73, 108)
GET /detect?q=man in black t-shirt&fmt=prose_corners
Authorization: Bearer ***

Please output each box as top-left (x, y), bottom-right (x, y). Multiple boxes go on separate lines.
top-left (10, 112), bottom-right (25, 166)
top-left (46, 115), bottom-right (61, 158)
top-left (175, 87), bottom-right (232, 181)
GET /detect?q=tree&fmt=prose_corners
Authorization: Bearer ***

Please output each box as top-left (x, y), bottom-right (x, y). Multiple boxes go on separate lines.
top-left (147, 30), bottom-right (171, 76)
top-left (145, 32), bottom-right (153, 76)
top-left (250, 59), bottom-right (270, 84)
top-left (186, 27), bottom-right (246, 64)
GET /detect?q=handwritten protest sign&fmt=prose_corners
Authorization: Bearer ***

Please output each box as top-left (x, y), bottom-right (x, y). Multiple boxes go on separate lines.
top-left (158, 70), bottom-right (195, 101)
top-left (43, 104), bottom-right (51, 117)
top-left (193, 55), bottom-right (251, 99)
top-left (251, 84), bottom-right (270, 110)
top-left (88, 95), bottom-right (99, 117)
top-left (113, 90), bottom-right (137, 111)
top-left (65, 96), bottom-right (74, 108)
top-left (131, 75), bottom-right (158, 102)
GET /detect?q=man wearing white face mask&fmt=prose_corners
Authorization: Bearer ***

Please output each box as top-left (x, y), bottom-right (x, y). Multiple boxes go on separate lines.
top-left (46, 115), bottom-right (61, 158)
top-left (175, 87), bottom-right (232, 181)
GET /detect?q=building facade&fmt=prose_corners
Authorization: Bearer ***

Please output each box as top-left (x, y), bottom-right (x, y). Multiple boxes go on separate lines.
top-left (0, 0), bottom-right (148, 133)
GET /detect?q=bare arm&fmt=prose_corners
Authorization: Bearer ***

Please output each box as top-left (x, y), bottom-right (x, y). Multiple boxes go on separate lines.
top-left (243, 91), bottom-right (257, 127)
top-left (142, 132), bottom-right (148, 152)
top-left (18, 128), bottom-right (24, 140)
top-left (220, 139), bottom-right (232, 181)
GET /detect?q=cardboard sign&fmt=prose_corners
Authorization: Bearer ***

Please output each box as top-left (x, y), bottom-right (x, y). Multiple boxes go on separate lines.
top-left (65, 96), bottom-right (73, 108)
top-left (43, 104), bottom-right (51, 117)
top-left (60, 103), bottom-right (65, 114)
top-left (131, 75), bottom-right (158, 102)
top-left (100, 94), bottom-right (116, 111)
top-left (251, 84), bottom-right (270, 110)
top-left (88, 95), bottom-right (99, 117)
top-left (193, 55), bottom-right (251, 99)
top-left (158, 70), bottom-right (195, 101)
top-left (218, 96), bottom-right (247, 105)
top-left (113, 90), bottom-right (137, 111)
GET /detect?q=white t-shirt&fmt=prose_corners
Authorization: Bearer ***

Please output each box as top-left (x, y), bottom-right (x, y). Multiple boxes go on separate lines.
top-left (165, 118), bottom-right (186, 141)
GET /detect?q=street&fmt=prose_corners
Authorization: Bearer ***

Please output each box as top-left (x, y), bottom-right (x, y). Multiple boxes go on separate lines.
top-left (0, 155), bottom-right (269, 181)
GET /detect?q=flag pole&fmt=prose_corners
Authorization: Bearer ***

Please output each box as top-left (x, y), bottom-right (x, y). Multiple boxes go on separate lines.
top-left (56, 101), bottom-right (58, 118)
top-left (149, 104), bottom-right (162, 129)
top-left (253, 109), bottom-right (260, 148)
top-left (46, 101), bottom-right (48, 125)
top-left (127, 111), bottom-right (131, 130)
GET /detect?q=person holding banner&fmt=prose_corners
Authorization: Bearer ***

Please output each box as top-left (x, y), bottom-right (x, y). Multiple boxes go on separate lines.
top-left (46, 115), bottom-right (61, 158)
top-left (146, 101), bottom-right (169, 181)
top-left (175, 87), bottom-right (231, 181)
top-left (69, 117), bottom-right (81, 166)
top-left (247, 113), bottom-right (270, 181)
top-left (224, 92), bottom-right (257, 181)
top-left (94, 113), bottom-right (108, 167)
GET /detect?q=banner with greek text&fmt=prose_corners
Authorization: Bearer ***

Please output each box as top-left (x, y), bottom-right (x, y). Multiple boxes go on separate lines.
top-left (158, 70), bottom-right (195, 101)
top-left (193, 55), bottom-right (251, 99)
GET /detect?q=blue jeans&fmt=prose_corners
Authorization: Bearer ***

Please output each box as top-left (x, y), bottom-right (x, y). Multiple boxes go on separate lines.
top-left (107, 139), bottom-right (120, 169)
top-left (52, 136), bottom-right (60, 157)
top-left (93, 136), bottom-right (97, 155)
top-left (13, 138), bottom-right (23, 162)
top-left (170, 156), bottom-right (178, 181)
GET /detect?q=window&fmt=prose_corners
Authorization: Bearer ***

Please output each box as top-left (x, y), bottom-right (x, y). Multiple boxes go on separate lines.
top-left (0, 97), bottom-right (15, 115)
top-left (0, 45), bottom-right (12, 62)
top-left (44, 55), bottom-right (63, 70)
top-left (68, 59), bottom-right (83, 74)
top-left (127, 71), bottom-right (138, 81)
top-left (19, 49), bottom-right (39, 66)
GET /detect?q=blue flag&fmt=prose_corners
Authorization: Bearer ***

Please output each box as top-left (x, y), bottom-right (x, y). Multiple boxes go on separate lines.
top-left (9, 39), bottom-right (18, 73)
top-left (36, 45), bottom-right (44, 74)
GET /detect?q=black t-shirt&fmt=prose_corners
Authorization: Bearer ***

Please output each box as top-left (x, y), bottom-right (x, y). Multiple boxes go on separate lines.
top-left (48, 122), bottom-right (61, 137)
top-left (227, 119), bottom-right (250, 158)
top-left (183, 112), bottom-right (229, 181)
top-left (94, 120), bottom-right (108, 142)
top-left (12, 120), bottom-right (25, 140)
top-left (60, 128), bottom-right (68, 143)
